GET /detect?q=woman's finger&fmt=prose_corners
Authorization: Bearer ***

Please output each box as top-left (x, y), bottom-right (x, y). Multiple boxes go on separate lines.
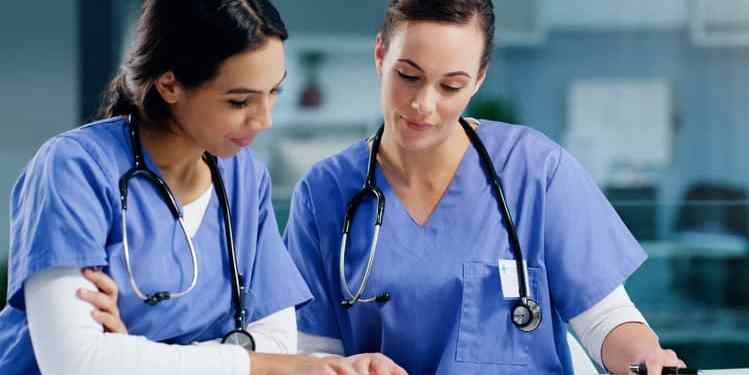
top-left (327, 358), bottom-right (359, 375)
top-left (77, 288), bottom-right (118, 315)
top-left (349, 358), bottom-right (369, 374)
top-left (91, 310), bottom-right (128, 334)
top-left (643, 357), bottom-right (663, 375)
top-left (81, 268), bottom-right (119, 300)
top-left (369, 354), bottom-right (402, 375)
top-left (659, 349), bottom-right (685, 368)
top-left (369, 358), bottom-right (394, 375)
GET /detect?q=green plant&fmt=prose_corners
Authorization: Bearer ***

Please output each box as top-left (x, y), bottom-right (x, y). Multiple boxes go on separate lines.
top-left (299, 50), bottom-right (325, 77)
top-left (465, 96), bottom-right (519, 124)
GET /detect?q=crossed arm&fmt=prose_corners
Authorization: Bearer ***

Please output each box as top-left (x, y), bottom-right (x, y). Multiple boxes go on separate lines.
top-left (25, 267), bottom-right (407, 375)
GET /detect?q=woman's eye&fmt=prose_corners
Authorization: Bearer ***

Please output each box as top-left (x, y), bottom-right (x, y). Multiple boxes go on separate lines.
top-left (442, 85), bottom-right (462, 93)
top-left (397, 71), bottom-right (419, 82)
top-left (229, 99), bottom-right (249, 108)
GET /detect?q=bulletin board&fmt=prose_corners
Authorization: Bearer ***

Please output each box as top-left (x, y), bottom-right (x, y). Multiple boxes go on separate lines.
top-left (563, 79), bottom-right (673, 187)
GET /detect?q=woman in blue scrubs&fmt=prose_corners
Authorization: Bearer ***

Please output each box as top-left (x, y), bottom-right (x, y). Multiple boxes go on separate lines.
top-left (0, 1), bottom-right (404, 374)
top-left (283, 1), bottom-right (687, 374)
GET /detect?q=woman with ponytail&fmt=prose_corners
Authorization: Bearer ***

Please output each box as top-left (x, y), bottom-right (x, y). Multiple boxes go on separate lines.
top-left (0, 1), bottom-right (404, 374)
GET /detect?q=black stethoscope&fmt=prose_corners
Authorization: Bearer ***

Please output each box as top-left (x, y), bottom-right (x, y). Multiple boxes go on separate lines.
top-left (119, 114), bottom-right (256, 349)
top-left (339, 117), bottom-right (542, 332)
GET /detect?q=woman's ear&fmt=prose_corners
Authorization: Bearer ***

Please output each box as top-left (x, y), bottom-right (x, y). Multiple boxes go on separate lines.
top-left (153, 71), bottom-right (181, 104)
top-left (374, 33), bottom-right (386, 76)
top-left (472, 67), bottom-right (488, 96)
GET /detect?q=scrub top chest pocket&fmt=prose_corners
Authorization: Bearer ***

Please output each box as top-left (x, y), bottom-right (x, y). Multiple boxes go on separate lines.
top-left (456, 261), bottom-right (541, 365)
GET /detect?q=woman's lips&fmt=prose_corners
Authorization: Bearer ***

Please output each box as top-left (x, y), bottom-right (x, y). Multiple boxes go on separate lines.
top-left (230, 137), bottom-right (253, 147)
top-left (402, 116), bottom-right (432, 131)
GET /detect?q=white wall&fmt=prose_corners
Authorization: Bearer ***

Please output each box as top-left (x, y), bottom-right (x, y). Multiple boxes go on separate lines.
top-left (276, 1), bottom-right (690, 35)
top-left (0, 1), bottom-right (78, 264)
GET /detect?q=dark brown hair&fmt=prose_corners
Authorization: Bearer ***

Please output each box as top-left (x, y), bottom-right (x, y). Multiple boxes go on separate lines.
top-left (379, 0), bottom-right (495, 70)
top-left (99, 0), bottom-right (287, 128)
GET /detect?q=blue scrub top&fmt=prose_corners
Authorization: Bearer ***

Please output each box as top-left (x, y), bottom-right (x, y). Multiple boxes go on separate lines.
top-left (0, 116), bottom-right (312, 375)
top-left (284, 120), bottom-right (647, 374)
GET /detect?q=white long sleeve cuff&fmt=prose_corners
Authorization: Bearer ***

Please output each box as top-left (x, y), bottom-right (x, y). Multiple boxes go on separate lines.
top-left (569, 285), bottom-right (649, 367)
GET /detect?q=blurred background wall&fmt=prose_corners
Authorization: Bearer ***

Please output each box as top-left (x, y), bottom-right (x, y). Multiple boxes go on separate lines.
top-left (0, 1), bottom-right (79, 295)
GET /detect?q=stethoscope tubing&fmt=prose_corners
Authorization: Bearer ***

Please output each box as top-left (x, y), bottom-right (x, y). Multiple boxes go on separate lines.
top-left (339, 117), bottom-right (532, 307)
top-left (121, 208), bottom-right (199, 303)
top-left (461, 119), bottom-right (530, 299)
top-left (119, 114), bottom-right (247, 329)
top-left (338, 224), bottom-right (382, 304)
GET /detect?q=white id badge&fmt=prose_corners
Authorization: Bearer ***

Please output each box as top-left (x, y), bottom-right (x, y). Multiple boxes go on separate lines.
top-left (498, 259), bottom-right (530, 300)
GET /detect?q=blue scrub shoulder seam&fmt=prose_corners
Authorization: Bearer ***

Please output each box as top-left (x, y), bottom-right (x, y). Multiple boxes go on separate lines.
top-left (54, 134), bottom-right (117, 183)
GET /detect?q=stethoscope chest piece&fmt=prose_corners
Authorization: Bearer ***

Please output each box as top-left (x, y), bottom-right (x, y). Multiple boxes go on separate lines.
top-left (222, 329), bottom-right (256, 351)
top-left (512, 297), bottom-right (542, 332)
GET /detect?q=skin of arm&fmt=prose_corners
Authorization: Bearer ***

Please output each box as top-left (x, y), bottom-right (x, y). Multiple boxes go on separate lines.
top-left (601, 322), bottom-right (686, 375)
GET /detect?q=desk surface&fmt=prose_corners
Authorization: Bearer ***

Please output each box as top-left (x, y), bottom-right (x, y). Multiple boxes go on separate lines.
top-left (597, 370), bottom-right (749, 375)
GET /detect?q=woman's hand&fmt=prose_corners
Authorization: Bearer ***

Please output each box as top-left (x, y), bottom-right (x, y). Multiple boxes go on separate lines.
top-left (345, 353), bottom-right (408, 375)
top-left (251, 353), bottom-right (408, 375)
top-left (626, 348), bottom-right (686, 375)
top-left (602, 322), bottom-right (686, 375)
top-left (76, 268), bottom-right (128, 334)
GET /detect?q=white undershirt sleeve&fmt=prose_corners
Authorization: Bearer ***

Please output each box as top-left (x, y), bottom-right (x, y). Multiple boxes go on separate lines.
top-left (569, 285), bottom-right (651, 368)
top-left (26, 267), bottom-right (250, 375)
top-left (247, 307), bottom-right (297, 354)
top-left (192, 308), bottom-right (297, 354)
top-left (298, 332), bottom-right (345, 358)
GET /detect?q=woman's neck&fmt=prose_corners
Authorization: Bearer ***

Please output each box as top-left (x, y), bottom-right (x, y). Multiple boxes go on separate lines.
top-left (378, 121), bottom-right (470, 190)
top-left (138, 120), bottom-right (211, 203)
